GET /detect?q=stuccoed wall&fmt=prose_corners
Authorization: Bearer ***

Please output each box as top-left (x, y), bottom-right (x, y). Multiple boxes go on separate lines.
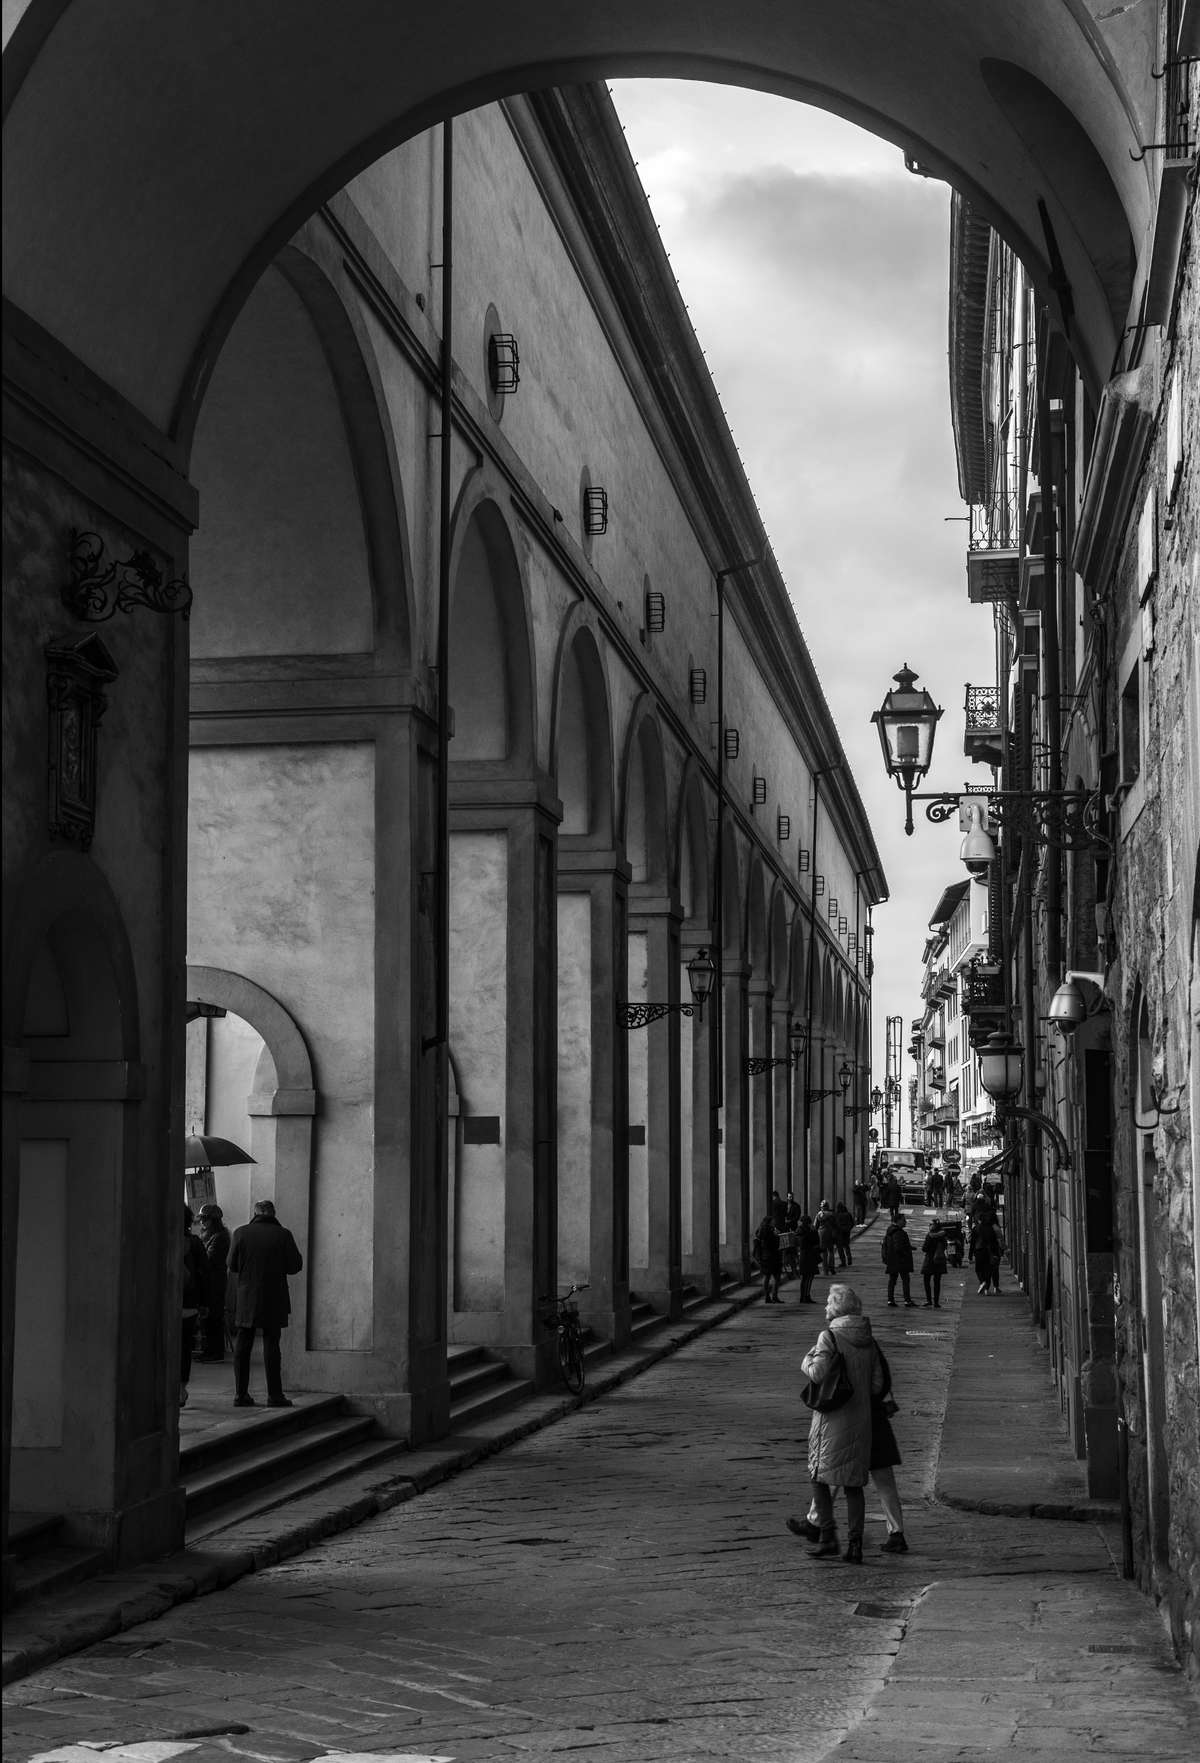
top-left (1108, 196), bottom-right (1199, 1671)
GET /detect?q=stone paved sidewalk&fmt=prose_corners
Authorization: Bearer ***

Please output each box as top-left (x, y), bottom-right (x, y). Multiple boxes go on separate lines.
top-left (4, 1219), bottom-right (1197, 1761)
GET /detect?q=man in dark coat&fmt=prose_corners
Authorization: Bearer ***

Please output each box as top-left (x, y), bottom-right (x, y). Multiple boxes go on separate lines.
top-left (229, 1199), bottom-right (303, 1407)
top-left (197, 1202), bottom-right (231, 1361)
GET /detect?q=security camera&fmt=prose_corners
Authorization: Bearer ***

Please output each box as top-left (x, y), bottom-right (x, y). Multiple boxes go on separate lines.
top-left (1048, 971), bottom-right (1106, 1036)
top-left (959, 799), bottom-right (996, 881)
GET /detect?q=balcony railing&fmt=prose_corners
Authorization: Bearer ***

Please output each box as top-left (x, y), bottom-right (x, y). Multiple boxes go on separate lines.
top-left (968, 492), bottom-right (1021, 551)
top-left (964, 683), bottom-right (1002, 766)
top-left (966, 492), bottom-right (1021, 607)
top-left (933, 1099), bottom-right (960, 1126)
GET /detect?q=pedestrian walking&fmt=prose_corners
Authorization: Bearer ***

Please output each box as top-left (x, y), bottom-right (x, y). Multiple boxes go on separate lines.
top-left (833, 1200), bottom-right (854, 1267)
top-left (783, 1192), bottom-right (802, 1277)
top-left (789, 1332), bottom-right (909, 1554)
top-left (970, 1211), bottom-right (1004, 1294)
top-left (885, 1172), bottom-right (903, 1221)
top-left (196, 1201), bottom-right (231, 1360)
top-left (180, 1205), bottom-right (208, 1408)
top-left (796, 1213), bottom-right (821, 1303)
top-left (228, 1198), bottom-right (304, 1406)
top-left (754, 1210), bottom-right (783, 1305)
top-left (791, 1284), bottom-right (885, 1564)
top-left (816, 1201), bottom-right (837, 1275)
top-left (920, 1216), bottom-right (949, 1308)
top-left (881, 1213), bottom-right (916, 1307)
top-left (869, 1340), bottom-right (909, 1553)
top-left (852, 1178), bottom-right (867, 1226)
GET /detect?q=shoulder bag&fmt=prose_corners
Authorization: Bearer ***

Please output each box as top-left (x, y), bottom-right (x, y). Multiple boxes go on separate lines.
top-left (801, 1329), bottom-right (854, 1413)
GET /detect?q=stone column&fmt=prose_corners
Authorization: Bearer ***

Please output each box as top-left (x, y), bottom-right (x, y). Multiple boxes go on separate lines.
top-left (557, 845), bottom-right (631, 1347)
top-left (721, 958), bottom-right (751, 1275)
top-left (748, 977), bottom-right (773, 1225)
top-left (773, 1002), bottom-right (795, 1201)
top-left (449, 777), bottom-right (559, 1385)
top-left (628, 888), bottom-right (682, 1318)
top-left (680, 926), bottom-right (717, 1295)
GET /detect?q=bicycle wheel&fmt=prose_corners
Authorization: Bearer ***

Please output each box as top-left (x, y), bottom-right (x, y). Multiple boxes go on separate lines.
top-left (557, 1325), bottom-right (585, 1394)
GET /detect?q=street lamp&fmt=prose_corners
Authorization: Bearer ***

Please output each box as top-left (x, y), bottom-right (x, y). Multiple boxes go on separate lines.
top-left (871, 663), bottom-right (943, 835)
top-left (976, 1030), bottom-right (1072, 1170)
top-left (807, 1058), bottom-right (854, 1107)
top-left (620, 946), bottom-right (716, 1029)
top-left (870, 1085), bottom-right (883, 1112)
top-left (872, 664), bottom-right (1104, 852)
top-left (746, 1017), bottom-right (807, 1077)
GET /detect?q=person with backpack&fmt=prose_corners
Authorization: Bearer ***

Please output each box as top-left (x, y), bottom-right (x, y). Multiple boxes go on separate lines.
top-left (881, 1213), bottom-right (916, 1307)
top-left (920, 1216), bottom-right (949, 1308)
top-left (754, 1210), bottom-right (784, 1305)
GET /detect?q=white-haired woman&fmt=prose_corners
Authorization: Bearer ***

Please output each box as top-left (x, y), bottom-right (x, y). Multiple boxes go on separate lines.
top-left (797, 1283), bottom-right (885, 1563)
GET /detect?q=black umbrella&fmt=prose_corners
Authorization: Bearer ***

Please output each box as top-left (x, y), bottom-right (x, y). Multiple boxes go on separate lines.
top-left (184, 1133), bottom-right (256, 1170)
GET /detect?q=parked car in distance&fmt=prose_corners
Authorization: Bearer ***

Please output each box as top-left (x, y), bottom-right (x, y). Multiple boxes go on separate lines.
top-left (879, 1148), bottom-right (927, 1205)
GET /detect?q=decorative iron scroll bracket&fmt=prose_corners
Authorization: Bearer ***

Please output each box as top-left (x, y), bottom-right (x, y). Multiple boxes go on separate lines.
top-left (64, 530), bottom-right (193, 623)
top-left (996, 1103), bottom-right (1072, 1172)
top-left (806, 1087), bottom-right (839, 1104)
top-left (619, 1002), bottom-right (695, 1030)
top-left (746, 1056), bottom-right (794, 1076)
top-left (916, 788), bottom-right (1106, 851)
top-left (45, 633), bottom-right (119, 851)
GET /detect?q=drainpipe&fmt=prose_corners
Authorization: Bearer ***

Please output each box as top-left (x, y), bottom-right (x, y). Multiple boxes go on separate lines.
top-left (802, 762), bottom-right (841, 1208)
top-left (430, 118), bottom-right (453, 1059)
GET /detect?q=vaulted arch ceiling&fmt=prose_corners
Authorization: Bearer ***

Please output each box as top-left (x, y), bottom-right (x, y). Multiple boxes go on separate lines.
top-left (3, 0), bottom-right (1151, 440)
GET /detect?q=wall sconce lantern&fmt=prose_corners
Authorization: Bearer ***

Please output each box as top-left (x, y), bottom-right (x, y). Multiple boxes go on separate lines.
top-left (874, 662), bottom-right (1104, 850)
top-left (583, 486), bottom-right (609, 536)
top-left (487, 332), bottom-right (520, 393)
top-left (748, 1017), bottom-right (807, 1078)
top-left (689, 668), bottom-right (707, 704)
top-left (976, 1030), bottom-right (1072, 1170)
top-left (752, 775), bottom-right (767, 806)
top-left (619, 946), bottom-right (715, 1030)
top-left (872, 662), bottom-right (943, 834)
top-left (724, 728), bottom-right (740, 760)
top-left (870, 1085), bottom-right (884, 1112)
top-left (807, 1058), bottom-right (855, 1106)
top-left (644, 590), bottom-right (666, 633)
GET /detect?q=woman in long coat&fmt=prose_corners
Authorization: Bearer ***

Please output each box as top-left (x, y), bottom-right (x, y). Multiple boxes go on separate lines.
top-left (800, 1284), bottom-right (885, 1563)
top-left (796, 1213), bottom-right (821, 1303)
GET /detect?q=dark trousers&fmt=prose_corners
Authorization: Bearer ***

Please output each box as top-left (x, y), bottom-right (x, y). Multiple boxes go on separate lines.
top-left (887, 1271), bottom-right (912, 1303)
top-left (922, 1270), bottom-right (943, 1305)
top-left (234, 1325), bottom-right (284, 1400)
top-left (812, 1478), bottom-right (865, 1545)
top-left (180, 1317), bottom-right (196, 1387)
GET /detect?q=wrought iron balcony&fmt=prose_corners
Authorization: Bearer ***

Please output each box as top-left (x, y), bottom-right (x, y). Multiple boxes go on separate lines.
top-left (964, 683), bottom-right (1003, 767)
top-left (966, 492), bottom-right (1021, 606)
top-left (933, 1099), bottom-right (960, 1126)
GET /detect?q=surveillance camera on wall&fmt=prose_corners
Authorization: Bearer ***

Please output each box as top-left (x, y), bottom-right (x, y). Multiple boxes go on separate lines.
top-left (1048, 971), bottom-right (1107, 1036)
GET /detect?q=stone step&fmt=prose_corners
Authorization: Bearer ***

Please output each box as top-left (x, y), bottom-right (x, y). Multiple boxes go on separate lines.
top-left (3, 1540), bottom-right (110, 1611)
top-left (185, 1432), bottom-right (412, 1543)
top-left (184, 1410), bottom-right (381, 1521)
top-left (180, 1392), bottom-right (349, 1477)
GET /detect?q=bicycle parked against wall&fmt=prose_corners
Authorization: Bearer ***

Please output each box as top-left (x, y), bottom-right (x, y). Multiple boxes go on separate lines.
top-left (544, 1282), bottom-right (588, 1394)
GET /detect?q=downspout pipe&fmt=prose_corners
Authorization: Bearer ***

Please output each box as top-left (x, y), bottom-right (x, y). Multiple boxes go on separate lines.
top-left (428, 118), bottom-right (453, 1059)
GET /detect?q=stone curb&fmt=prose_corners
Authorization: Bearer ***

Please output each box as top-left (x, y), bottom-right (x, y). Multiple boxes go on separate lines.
top-left (938, 1490), bottom-right (1122, 1523)
top-left (2, 1284), bottom-right (762, 1687)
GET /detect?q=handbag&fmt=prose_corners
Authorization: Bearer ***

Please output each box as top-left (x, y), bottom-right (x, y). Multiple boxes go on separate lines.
top-left (801, 1331), bottom-right (854, 1412)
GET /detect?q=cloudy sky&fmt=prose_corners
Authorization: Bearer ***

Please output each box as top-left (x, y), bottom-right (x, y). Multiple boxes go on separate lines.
top-left (610, 80), bottom-right (997, 1118)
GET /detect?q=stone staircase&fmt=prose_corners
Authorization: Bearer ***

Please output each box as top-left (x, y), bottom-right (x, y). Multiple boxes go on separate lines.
top-left (3, 1513), bottom-right (108, 1613)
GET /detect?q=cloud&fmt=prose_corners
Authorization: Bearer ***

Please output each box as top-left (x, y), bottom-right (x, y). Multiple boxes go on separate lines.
top-left (612, 80), bottom-right (997, 1093)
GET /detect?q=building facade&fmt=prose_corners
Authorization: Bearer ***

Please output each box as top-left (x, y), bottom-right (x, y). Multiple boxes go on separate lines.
top-left (3, 86), bottom-right (882, 1575)
top-left (945, 11), bottom-right (1198, 1662)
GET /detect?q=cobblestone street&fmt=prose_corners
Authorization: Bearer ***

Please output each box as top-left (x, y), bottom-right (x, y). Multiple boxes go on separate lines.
top-left (4, 1259), bottom-right (1198, 1761)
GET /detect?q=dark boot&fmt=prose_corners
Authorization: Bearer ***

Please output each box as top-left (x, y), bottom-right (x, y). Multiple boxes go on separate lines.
top-left (810, 1529), bottom-right (840, 1559)
top-left (843, 1538), bottom-right (863, 1564)
top-left (881, 1532), bottom-right (909, 1553)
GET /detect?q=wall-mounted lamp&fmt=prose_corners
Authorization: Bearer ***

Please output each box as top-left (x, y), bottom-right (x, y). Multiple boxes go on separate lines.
top-left (976, 1030), bottom-right (1072, 1170)
top-left (746, 1016), bottom-right (808, 1077)
top-left (873, 663), bottom-right (1104, 849)
top-left (583, 486), bottom-right (609, 536)
top-left (619, 946), bottom-right (715, 1030)
top-left (487, 333), bottom-right (520, 394)
top-left (807, 1059), bottom-right (854, 1106)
